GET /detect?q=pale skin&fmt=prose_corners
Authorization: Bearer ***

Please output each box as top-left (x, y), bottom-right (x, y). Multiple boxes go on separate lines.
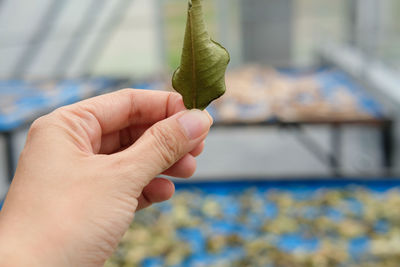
top-left (0, 89), bottom-right (213, 266)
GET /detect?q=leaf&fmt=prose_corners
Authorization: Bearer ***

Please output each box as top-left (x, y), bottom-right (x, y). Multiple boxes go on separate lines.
top-left (172, 0), bottom-right (230, 110)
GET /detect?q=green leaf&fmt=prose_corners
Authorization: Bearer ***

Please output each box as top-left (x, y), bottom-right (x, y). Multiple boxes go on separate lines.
top-left (172, 0), bottom-right (230, 110)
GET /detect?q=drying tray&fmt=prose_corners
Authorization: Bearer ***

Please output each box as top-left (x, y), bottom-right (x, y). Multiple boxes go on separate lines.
top-left (107, 179), bottom-right (400, 267)
top-left (0, 78), bottom-right (123, 132)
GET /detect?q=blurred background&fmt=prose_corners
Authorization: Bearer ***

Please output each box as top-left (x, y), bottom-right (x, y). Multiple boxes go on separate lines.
top-left (1, 0), bottom-right (400, 266)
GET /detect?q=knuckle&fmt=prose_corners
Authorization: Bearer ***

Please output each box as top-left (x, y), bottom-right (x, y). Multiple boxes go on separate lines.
top-left (27, 107), bottom-right (70, 139)
top-left (28, 116), bottom-right (48, 135)
top-left (148, 124), bottom-right (182, 167)
top-left (118, 88), bottom-right (133, 94)
top-left (52, 106), bottom-right (72, 119)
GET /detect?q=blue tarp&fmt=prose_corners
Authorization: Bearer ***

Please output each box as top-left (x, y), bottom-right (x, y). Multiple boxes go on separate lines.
top-left (140, 179), bottom-right (400, 267)
top-left (0, 78), bottom-right (118, 131)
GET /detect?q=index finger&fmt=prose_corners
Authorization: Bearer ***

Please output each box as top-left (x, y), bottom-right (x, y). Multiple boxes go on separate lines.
top-left (63, 89), bottom-right (186, 135)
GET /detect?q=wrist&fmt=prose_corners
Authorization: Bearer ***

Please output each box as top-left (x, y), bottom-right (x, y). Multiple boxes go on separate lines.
top-left (0, 211), bottom-right (69, 267)
top-left (0, 245), bottom-right (41, 267)
top-left (0, 228), bottom-right (44, 267)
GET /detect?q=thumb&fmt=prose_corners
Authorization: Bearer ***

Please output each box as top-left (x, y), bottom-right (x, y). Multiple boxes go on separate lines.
top-left (117, 109), bottom-right (212, 184)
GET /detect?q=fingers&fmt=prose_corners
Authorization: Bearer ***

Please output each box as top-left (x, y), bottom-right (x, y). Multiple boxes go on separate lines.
top-left (190, 141), bottom-right (205, 157)
top-left (163, 154), bottom-right (196, 178)
top-left (162, 141), bottom-right (204, 178)
top-left (100, 126), bottom-right (205, 155)
top-left (113, 109), bottom-right (212, 187)
top-left (59, 89), bottom-right (186, 136)
top-left (98, 124), bottom-right (151, 154)
top-left (136, 178), bottom-right (175, 211)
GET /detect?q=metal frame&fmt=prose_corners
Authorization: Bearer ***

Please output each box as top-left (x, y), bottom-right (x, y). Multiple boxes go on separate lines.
top-left (212, 118), bottom-right (394, 177)
top-left (52, 0), bottom-right (108, 78)
top-left (353, 0), bottom-right (384, 61)
top-left (9, 0), bottom-right (132, 79)
top-left (79, 0), bottom-right (134, 76)
top-left (2, 117), bottom-right (394, 181)
top-left (3, 132), bottom-right (15, 181)
top-left (292, 124), bottom-right (342, 177)
top-left (11, 0), bottom-right (67, 78)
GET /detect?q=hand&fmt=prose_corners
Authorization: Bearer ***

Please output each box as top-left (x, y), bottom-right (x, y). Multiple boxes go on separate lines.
top-left (0, 89), bottom-right (212, 266)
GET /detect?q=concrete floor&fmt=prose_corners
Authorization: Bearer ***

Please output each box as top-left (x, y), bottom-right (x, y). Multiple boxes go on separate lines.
top-left (0, 124), bottom-right (390, 199)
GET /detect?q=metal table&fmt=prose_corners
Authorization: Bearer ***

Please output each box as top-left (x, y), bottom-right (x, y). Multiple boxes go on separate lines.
top-left (212, 118), bottom-right (394, 177)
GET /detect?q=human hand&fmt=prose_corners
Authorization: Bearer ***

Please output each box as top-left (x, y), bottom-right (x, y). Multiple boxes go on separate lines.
top-left (0, 89), bottom-right (212, 266)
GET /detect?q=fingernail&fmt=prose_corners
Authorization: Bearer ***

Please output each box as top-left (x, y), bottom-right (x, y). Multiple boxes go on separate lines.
top-left (178, 110), bottom-right (211, 140)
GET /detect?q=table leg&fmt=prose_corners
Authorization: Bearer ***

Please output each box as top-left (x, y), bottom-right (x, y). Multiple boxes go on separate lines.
top-left (381, 120), bottom-right (394, 176)
top-left (3, 132), bottom-right (15, 182)
top-left (330, 125), bottom-right (342, 177)
top-left (291, 125), bottom-right (330, 167)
